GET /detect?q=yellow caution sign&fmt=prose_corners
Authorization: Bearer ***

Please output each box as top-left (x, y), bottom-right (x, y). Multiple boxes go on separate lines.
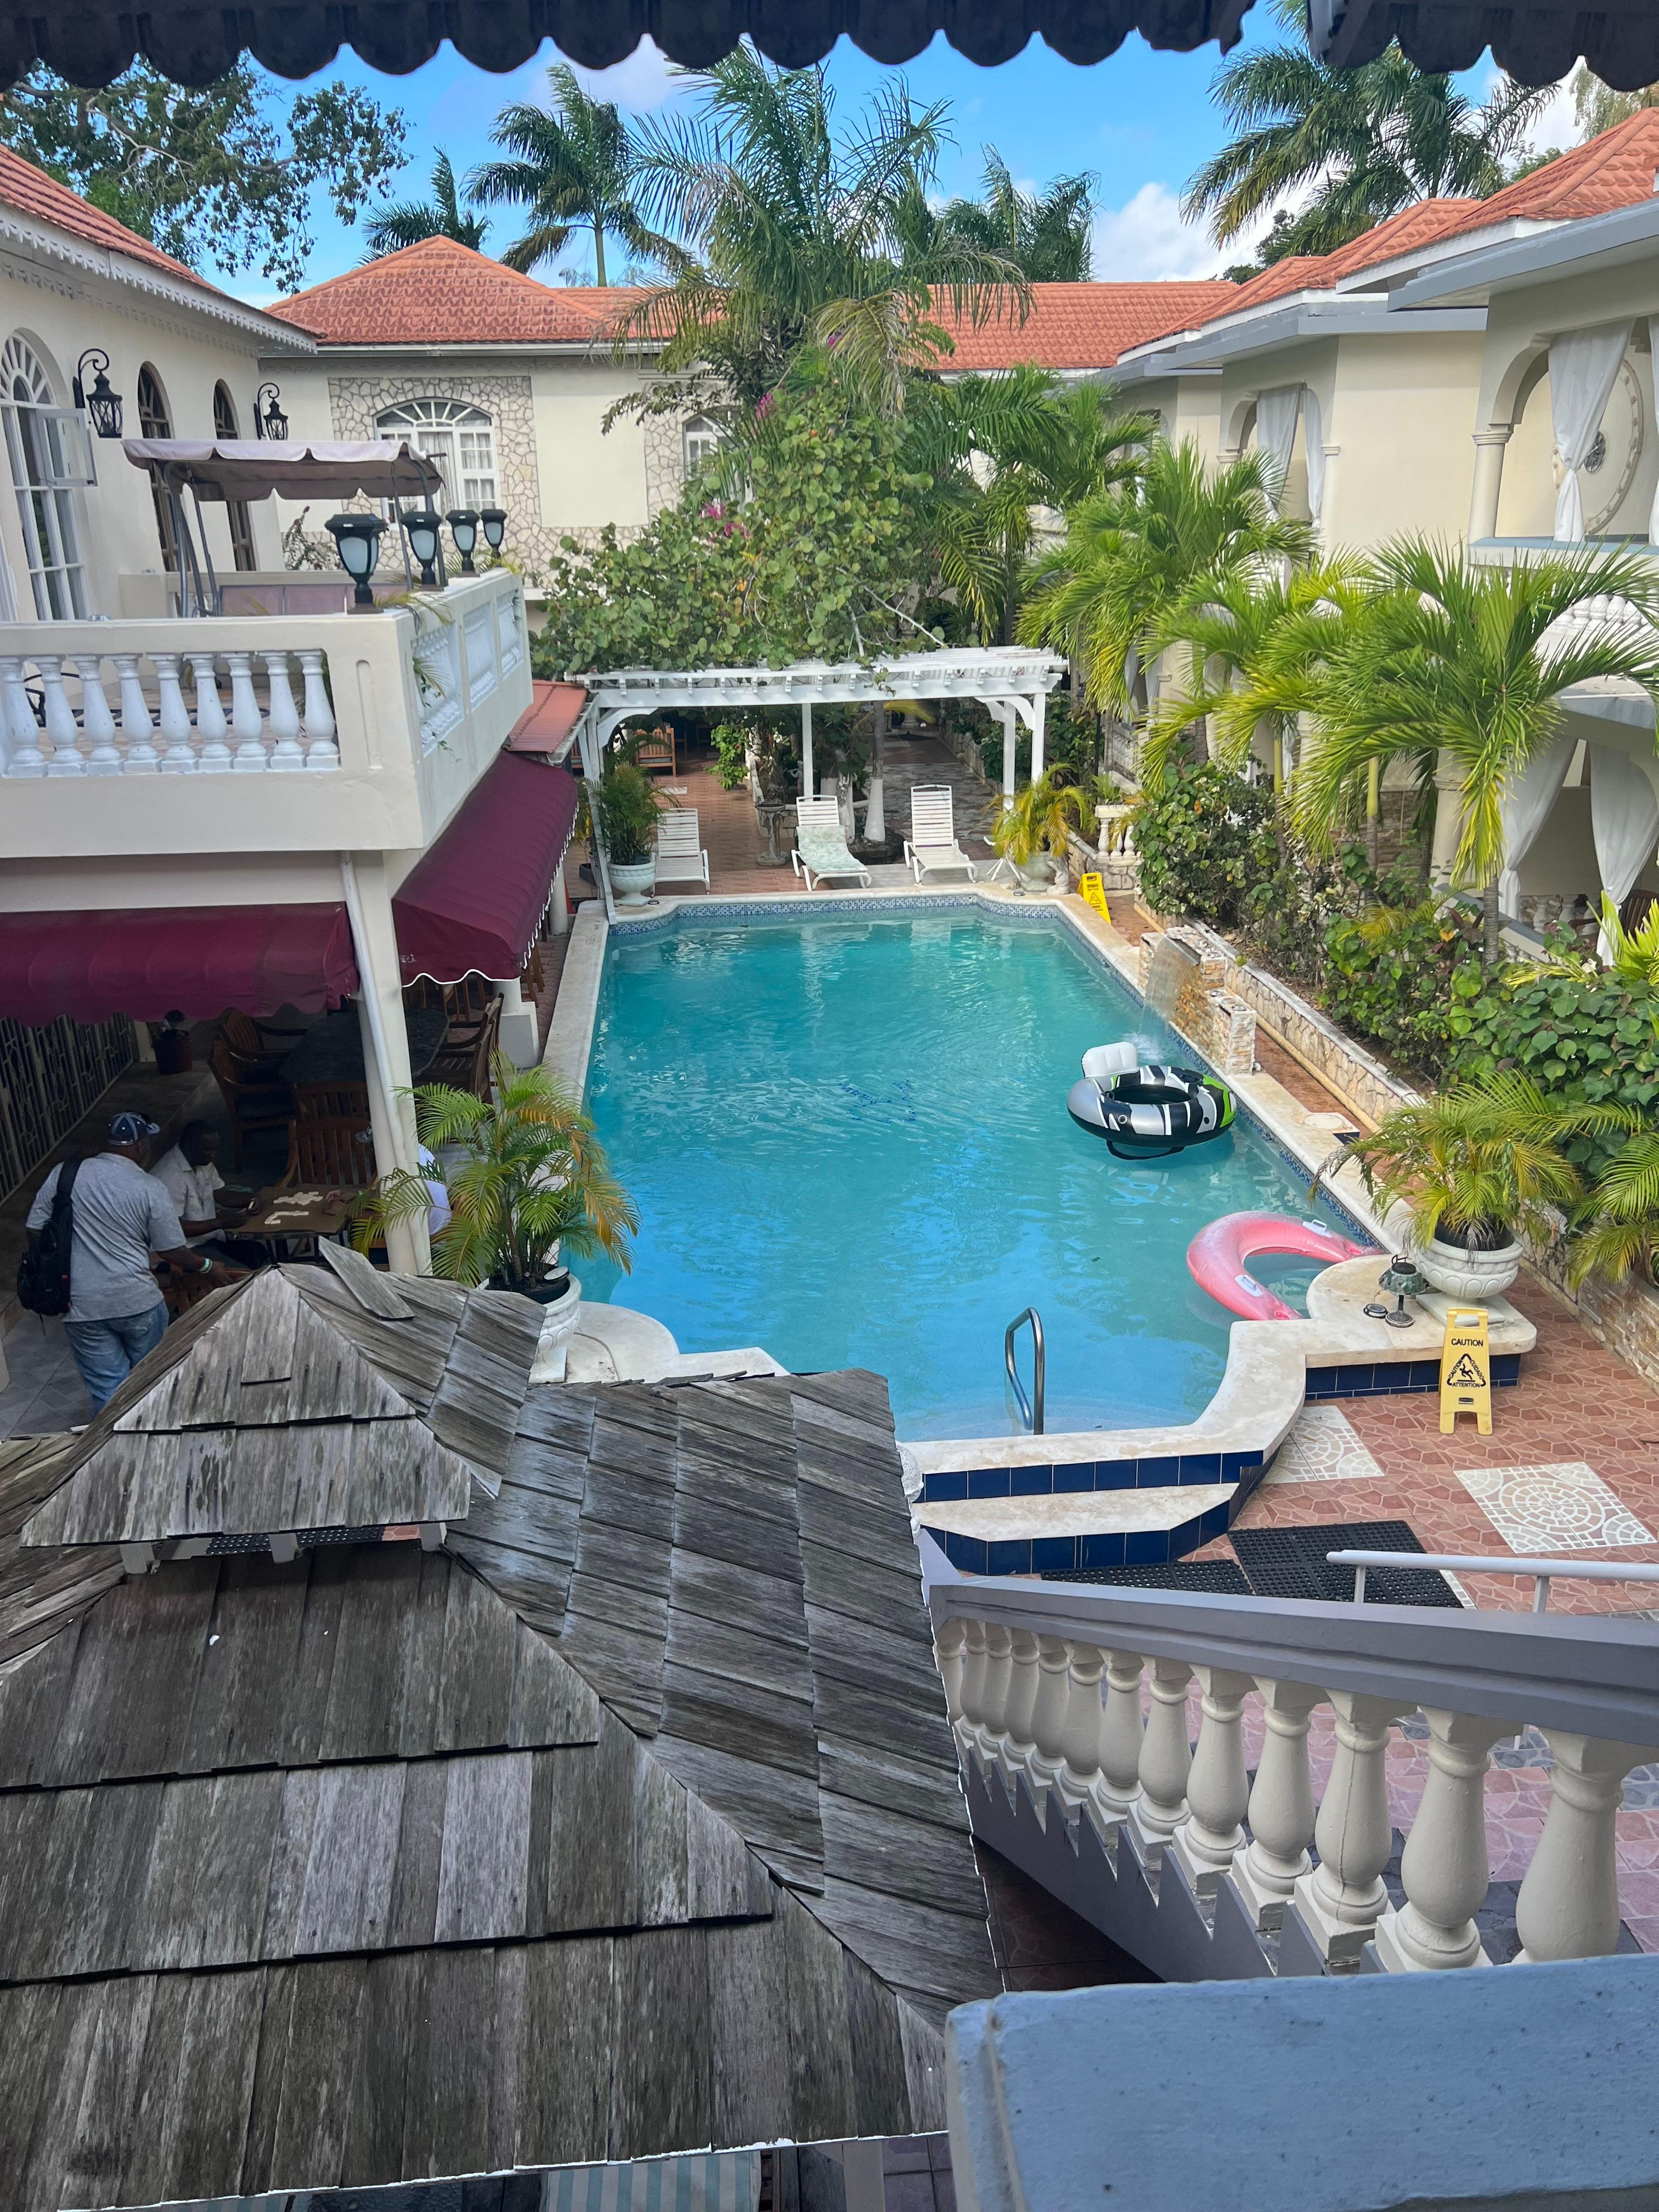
top-left (1078, 872), bottom-right (1110, 921)
top-left (1439, 1306), bottom-right (1492, 1435)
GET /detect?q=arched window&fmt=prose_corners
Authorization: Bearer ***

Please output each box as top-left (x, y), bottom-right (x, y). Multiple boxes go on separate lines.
top-left (375, 397), bottom-right (496, 510)
top-left (683, 414), bottom-right (722, 473)
top-left (213, 382), bottom-right (257, 571)
top-left (137, 363), bottom-right (180, 575)
top-left (0, 335), bottom-right (87, 618)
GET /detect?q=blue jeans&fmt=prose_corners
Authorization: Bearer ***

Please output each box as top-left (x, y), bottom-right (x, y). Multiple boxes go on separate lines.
top-left (64, 1304), bottom-right (168, 1413)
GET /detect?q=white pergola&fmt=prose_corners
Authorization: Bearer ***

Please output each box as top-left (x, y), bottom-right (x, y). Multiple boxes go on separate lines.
top-left (572, 647), bottom-right (1067, 803)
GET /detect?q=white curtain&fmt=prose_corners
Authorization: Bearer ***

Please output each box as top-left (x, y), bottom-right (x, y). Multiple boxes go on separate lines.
top-left (1498, 730), bottom-right (1577, 917)
top-left (1301, 387), bottom-right (1326, 530)
top-left (1255, 387), bottom-right (1301, 512)
top-left (1590, 744), bottom-right (1659, 950)
top-left (1550, 321), bottom-right (1632, 540)
top-left (1649, 319), bottom-right (1659, 545)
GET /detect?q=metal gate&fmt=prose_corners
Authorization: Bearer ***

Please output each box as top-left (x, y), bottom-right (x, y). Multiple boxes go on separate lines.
top-left (0, 1012), bottom-right (137, 1197)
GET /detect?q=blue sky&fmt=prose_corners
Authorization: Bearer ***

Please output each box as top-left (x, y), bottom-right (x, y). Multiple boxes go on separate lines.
top-left (244, 27), bottom-right (1573, 304)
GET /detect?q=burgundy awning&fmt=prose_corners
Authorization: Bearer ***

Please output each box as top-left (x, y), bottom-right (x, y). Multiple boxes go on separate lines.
top-left (393, 754), bottom-right (580, 987)
top-left (506, 680), bottom-right (587, 757)
top-left (0, 904), bottom-right (358, 1027)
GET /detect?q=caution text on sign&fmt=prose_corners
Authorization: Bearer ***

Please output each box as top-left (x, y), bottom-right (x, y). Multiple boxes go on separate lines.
top-left (1439, 1306), bottom-right (1492, 1436)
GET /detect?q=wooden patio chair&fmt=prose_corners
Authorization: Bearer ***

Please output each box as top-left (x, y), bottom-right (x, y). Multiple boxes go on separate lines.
top-left (209, 1036), bottom-right (292, 1169)
top-left (428, 994), bottom-right (500, 1096)
top-left (280, 1114), bottom-right (377, 1189)
top-left (292, 1081), bottom-right (372, 1122)
top-left (633, 726), bottom-right (675, 776)
top-left (223, 1008), bottom-right (306, 1065)
top-left (444, 974), bottom-right (494, 1024)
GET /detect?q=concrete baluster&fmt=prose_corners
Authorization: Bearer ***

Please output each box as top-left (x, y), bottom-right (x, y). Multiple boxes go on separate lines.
top-left (112, 654), bottom-right (158, 772)
top-left (954, 1618), bottom-right (988, 1764)
top-left (975, 1626), bottom-right (1014, 1775)
top-left (37, 656), bottom-right (84, 775)
top-left (1514, 1733), bottom-right (1657, 1962)
top-left (1128, 1658), bottom-right (1194, 1866)
top-left (1025, 1635), bottom-right (1075, 1817)
top-left (935, 1617), bottom-right (967, 1723)
top-left (298, 646), bottom-right (339, 766)
top-left (1098, 1650), bottom-right (1145, 1821)
top-left (189, 655), bottom-right (232, 769)
top-left (153, 653), bottom-right (196, 772)
top-left (1056, 1642), bottom-right (1109, 1831)
top-left (1171, 1667), bottom-right (1254, 1895)
top-left (263, 650), bottom-right (304, 770)
top-left (1234, 1678), bottom-right (1326, 1932)
top-left (1375, 1709), bottom-right (1513, 1971)
top-left (0, 655), bottom-right (44, 772)
top-left (1000, 1630), bottom-right (1042, 1791)
top-left (74, 656), bottom-right (121, 775)
top-left (225, 650), bottom-right (267, 771)
top-left (1292, 1692), bottom-right (1416, 1963)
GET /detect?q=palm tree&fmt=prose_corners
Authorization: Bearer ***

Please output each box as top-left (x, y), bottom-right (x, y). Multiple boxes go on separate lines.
top-left (1568, 1133), bottom-right (1659, 1288)
top-left (1019, 439), bottom-right (1316, 736)
top-left (1182, 0), bottom-right (1547, 258)
top-left (923, 153), bottom-right (1096, 281)
top-left (615, 50), bottom-right (1022, 414)
top-left (1295, 541), bottom-right (1659, 956)
top-left (470, 62), bottom-right (663, 283)
top-left (362, 151), bottom-right (487, 258)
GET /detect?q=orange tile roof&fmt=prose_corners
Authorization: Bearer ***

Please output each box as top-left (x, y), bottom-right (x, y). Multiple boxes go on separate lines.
top-left (270, 237), bottom-right (645, 346)
top-left (1439, 108), bottom-right (1659, 238)
top-left (0, 144), bottom-right (207, 289)
top-left (931, 281), bottom-right (1242, 370)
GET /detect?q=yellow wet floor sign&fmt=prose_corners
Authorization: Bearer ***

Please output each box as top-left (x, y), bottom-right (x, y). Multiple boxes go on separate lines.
top-left (1439, 1306), bottom-right (1492, 1435)
top-left (1078, 872), bottom-right (1110, 921)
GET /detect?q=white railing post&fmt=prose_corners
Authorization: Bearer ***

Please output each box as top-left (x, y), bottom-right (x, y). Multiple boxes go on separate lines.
top-left (1171, 1667), bottom-right (1254, 1895)
top-left (1292, 1691), bottom-right (1417, 1964)
top-left (1514, 1733), bottom-right (1657, 1962)
top-left (74, 655), bottom-right (121, 775)
top-left (153, 652), bottom-right (196, 773)
top-left (0, 656), bottom-right (42, 774)
top-left (1374, 1709), bottom-right (1513, 1971)
top-left (225, 650), bottom-right (268, 771)
top-left (1099, 1650), bottom-right (1146, 1824)
top-left (975, 1626), bottom-right (1014, 1775)
top-left (936, 1616), bottom-right (967, 1722)
top-left (263, 650), bottom-right (304, 770)
top-left (189, 654), bottom-right (231, 770)
top-left (1055, 1641), bottom-right (1110, 1833)
top-left (1234, 1678), bottom-right (1326, 1932)
top-left (37, 656), bottom-right (84, 776)
top-left (1025, 1633), bottom-right (1075, 1821)
top-left (1001, 1630), bottom-right (1042, 1793)
top-left (1128, 1657), bottom-right (1194, 1865)
top-left (298, 646), bottom-right (339, 767)
top-left (954, 1617), bottom-right (988, 1766)
top-left (113, 653), bottom-right (158, 772)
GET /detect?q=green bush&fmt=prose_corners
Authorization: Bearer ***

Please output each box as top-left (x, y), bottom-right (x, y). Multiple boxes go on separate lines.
top-left (1133, 763), bottom-right (1278, 929)
top-left (710, 720), bottom-right (750, 791)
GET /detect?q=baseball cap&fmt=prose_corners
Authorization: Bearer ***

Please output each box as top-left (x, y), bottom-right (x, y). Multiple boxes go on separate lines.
top-left (107, 1111), bottom-right (160, 1143)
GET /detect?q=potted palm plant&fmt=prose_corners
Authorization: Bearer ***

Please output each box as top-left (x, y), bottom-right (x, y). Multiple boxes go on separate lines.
top-left (356, 1056), bottom-right (638, 1331)
top-left (989, 773), bottom-right (1076, 890)
top-left (1340, 1073), bottom-right (1630, 1301)
top-left (597, 762), bottom-right (663, 907)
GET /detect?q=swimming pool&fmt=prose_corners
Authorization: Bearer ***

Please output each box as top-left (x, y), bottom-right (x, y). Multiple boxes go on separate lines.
top-left (579, 908), bottom-right (1357, 1440)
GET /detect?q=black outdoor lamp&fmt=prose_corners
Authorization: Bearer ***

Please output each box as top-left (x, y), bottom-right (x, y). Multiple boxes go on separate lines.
top-left (73, 349), bottom-right (123, 439)
top-left (254, 381), bottom-right (289, 441)
top-left (399, 505), bottom-right (442, 589)
top-left (479, 505), bottom-right (507, 553)
top-left (1364, 1254), bottom-right (1431, 1329)
top-left (447, 506), bottom-right (480, 574)
top-left (325, 511), bottom-right (385, 609)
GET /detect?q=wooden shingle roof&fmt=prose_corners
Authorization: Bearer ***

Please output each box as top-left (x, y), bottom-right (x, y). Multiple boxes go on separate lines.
top-left (0, 1282), bottom-right (994, 2208)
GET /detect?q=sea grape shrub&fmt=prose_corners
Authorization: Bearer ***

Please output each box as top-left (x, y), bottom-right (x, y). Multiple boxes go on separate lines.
top-left (1323, 893), bottom-right (1491, 1085)
top-left (1134, 763), bottom-right (1277, 929)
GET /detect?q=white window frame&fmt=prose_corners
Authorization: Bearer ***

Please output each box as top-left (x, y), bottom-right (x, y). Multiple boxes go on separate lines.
top-left (375, 397), bottom-right (498, 512)
top-left (684, 414), bottom-right (723, 474)
top-left (1, 336), bottom-right (89, 619)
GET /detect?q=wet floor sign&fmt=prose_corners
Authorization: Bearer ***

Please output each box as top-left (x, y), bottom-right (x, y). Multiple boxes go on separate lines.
top-left (1077, 872), bottom-right (1110, 921)
top-left (1439, 1307), bottom-right (1492, 1435)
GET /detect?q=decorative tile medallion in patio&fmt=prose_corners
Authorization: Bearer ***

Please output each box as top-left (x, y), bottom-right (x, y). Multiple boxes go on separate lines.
top-left (1264, 1405), bottom-right (1386, 1486)
top-left (1455, 1459), bottom-right (1655, 1554)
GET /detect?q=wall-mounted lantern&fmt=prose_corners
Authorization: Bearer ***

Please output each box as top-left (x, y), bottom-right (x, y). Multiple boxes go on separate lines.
top-left (73, 349), bottom-right (124, 439)
top-left (254, 382), bottom-right (289, 441)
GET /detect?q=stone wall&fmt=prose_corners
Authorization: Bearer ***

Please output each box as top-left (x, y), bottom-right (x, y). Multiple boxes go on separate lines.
top-left (1138, 928), bottom-right (1258, 1080)
top-left (327, 370), bottom-right (550, 570)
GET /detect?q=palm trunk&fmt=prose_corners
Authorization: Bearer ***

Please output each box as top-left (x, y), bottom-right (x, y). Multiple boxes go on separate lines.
top-left (1365, 757), bottom-right (1380, 874)
top-left (1485, 874), bottom-right (1502, 960)
top-left (1271, 726), bottom-right (1286, 866)
top-left (594, 221), bottom-right (607, 286)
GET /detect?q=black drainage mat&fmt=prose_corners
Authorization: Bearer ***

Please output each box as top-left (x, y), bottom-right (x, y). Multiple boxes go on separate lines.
top-left (1043, 1560), bottom-right (1253, 1594)
top-left (1229, 1520), bottom-right (1463, 1607)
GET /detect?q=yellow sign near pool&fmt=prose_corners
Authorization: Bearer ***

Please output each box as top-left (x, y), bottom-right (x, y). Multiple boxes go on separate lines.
top-left (1438, 1306), bottom-right (1492, 1435)
top-left (1077, 873), bottom-right (1110, 920)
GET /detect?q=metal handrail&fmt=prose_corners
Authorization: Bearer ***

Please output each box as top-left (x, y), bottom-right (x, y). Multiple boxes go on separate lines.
top-left (1005, 1307), bottom-right (1045, 1435)
top-left (1328, 1549), bottom-right (1659, 1613)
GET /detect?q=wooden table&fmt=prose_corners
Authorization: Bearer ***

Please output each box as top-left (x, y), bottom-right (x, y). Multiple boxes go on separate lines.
top-left (279, 1006), bottom-right (449, 1086)
top-left (239, 1186), bottom-right (356, 1246)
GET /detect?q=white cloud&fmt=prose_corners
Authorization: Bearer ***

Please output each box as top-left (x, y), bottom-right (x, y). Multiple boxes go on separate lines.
top-left (1091, 182), bottom-right (1236, 281)
top-left (562, 37), bottom-right (695, 114)
top-left (1512, 72), bottom-right (1580, 160)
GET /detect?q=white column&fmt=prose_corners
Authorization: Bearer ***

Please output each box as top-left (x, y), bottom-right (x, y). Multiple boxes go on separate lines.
top-left (114, 653), bottom-right (159, 772)
top-left (1171, 1667), bottom-right (1254, 1895)
top-left (75, 656), bottom-right (121, 776)
top-left (340, 851), bottom-right (429, 1277)
top-left (0, 657), bottom-right (43, 775)
top-left (1375, 1709), bottom-right (1511, 1971)
top-left (1429, 751), bottom-right (1464, 890)
top-left (495, 976), bottom-right (538, 1069)
top-left (189, 655), bottom-right (231, 770)
top-left (999, 705), bottom-right (1018, 808)
top-left (1514, 1732), bottom-right (1656, 1962)
top-left (1128, 1657), bottom-right (1193, 1865)
top-left (1098, 1650), bottom-right (1146, 1825)
top-left (801, 700), bottom-right (814, 795)
top-left (1000, 1630), bottom-right (1042, 1791)
top-left (1234, 1679), bottom-right (1326, 1933)
top-left (1469, 427), bottom-right (1512, 543)
top-left (263, 651), bottom-right (305, 770)
top-left (548, 855), bottom-right (569, 937)
top-left (298, 647), bottom-right (339, 768)
top-left (225, 650), bottom-right (268, 772)
top-left (153, 654), bottom-right (195, 773)
top-left (1292, 1691), bottom-right (1416, 1963)
top-left (865, 706), bottom-right (886, 845)
top-left (1029, 690), bottom-right (1046, 785)
top-left (38, 657), bottom-right (84, 776)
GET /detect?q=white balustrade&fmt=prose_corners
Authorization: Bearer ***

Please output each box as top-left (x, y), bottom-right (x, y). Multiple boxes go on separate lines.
top-left (1098, 1650), bottom-right (1146, 1824)
top-left (952, 1617), bottom-right (987, 1767)
top-left (1128, 1657), bottom-right (1194, 1865)
top-left (1056, 1643), bottom-right (1110, 1832)
top-left (114, 654), bottom-right (159, 772)
top-left (1514, 1733), bottom-right (1654, 1963)
top-left (74, 654), bottom-right (121, 774)
top-left (1374, 1709), bottom-right (1514, 1971)
top-left (1171, 1667), bottom-right (1254, 1895)
top-left (297, 647), bottom-right (338, 768)
top-left (976, 1626), bottom-right (1014, 1774)
top-left (1234, 1678), bottom-right (1326, 1932)
top-left (37, 657), bottom-right (83, 776)
top-left (188, 654), bottom-right (231, 769)
top-left (153, 654), bottom-right (195, 773)
top-left (263, 650), bottom-right (304, 770)
top-left (1024, 1634), bottom-right (1075, 1822)
top-left (1001, 1630), bottom-right (1043, 1788)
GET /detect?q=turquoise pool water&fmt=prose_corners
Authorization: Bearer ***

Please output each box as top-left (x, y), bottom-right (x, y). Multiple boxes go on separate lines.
top-left (579, 911), bottom-right (1356, 1440)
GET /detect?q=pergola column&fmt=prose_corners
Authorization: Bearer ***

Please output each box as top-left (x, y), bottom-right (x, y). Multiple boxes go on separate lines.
top-left (802, 701), bottom-right (814, 797)
top-left (1029, 690), bottom-right (1046, 785)
top-left (340, 853), bottom-right (430, 1278)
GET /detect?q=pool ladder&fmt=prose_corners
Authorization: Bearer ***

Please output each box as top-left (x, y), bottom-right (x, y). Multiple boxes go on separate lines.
top-left (1005, 1307), bottom-right (1046, 1435)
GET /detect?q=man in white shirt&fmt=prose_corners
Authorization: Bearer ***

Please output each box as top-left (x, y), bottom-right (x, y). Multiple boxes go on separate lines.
top-left (151, 1121), bottom-right (246, 1245)
top-left (26, 1112), bottom-right (244, 1412)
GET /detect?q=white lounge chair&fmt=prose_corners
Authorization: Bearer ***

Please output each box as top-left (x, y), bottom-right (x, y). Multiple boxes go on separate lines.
top-left (792, 797), bottom-right (871, 889)
top-left (654, 806), bottom-right (710, 889)
top-left (904, 786), bottom-right (977, 882)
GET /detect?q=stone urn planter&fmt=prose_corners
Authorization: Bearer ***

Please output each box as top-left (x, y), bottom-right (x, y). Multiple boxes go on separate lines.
top-left (755, 798), bottom-right (796, 866)
top-left (610, 858), bottom-right (656, 908)
top-left (1015, 857), bottom-right (1057, 893)
top-left (1411, 1227), bottom-right (1523, 1303)
top-left (532, 1273), bottom-right (583, 1345)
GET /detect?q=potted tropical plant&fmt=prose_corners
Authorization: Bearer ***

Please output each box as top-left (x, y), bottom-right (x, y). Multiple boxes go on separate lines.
top-left (989, 772), bottom-right (1076, 891)
top-left (356, 1056), bottom-right (639, 1331)
top-left (1339, 1073), bottom-right (1630, 1301)
top-left (597, 761), bottom-right (662, 906)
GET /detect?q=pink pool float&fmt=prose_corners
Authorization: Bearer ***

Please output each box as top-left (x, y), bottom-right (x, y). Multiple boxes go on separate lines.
top-left (1187, 1211), bottom-right (1376, 1321)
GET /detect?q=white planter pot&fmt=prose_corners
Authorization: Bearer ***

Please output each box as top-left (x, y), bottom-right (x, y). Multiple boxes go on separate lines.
top-left (610, 859), bottom-right (656, 908)
top-left (1412, 1231), bottom-right (1523, 1304)
top-left (1014, 857), bottom-right (1056, 891)
top-left (536, 1275), bottom-right (583, 1347)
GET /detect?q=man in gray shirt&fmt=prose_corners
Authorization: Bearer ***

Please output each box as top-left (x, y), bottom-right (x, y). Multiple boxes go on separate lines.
top-left (26, 1111), bottom-right (244, 1412)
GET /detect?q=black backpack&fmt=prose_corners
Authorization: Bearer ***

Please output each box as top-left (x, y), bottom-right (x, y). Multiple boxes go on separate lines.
top-left (17, 1156), bottom-right (81, 1317)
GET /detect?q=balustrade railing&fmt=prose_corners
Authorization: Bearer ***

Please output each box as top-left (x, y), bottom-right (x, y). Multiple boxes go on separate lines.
top-left (932, 1565), bottom-right (1659, 1974)
top-left (0, 643), bottom-right (338, 777)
